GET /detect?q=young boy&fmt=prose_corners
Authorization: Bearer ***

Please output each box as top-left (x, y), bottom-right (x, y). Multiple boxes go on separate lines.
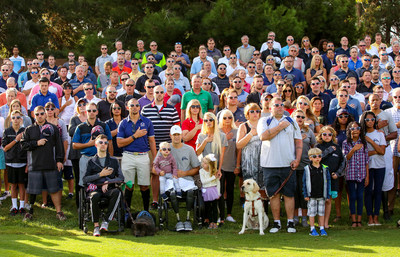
top-left (302, 148), bottom-right (331, 236)
top-left (153, 142), bottom-right (182, 200)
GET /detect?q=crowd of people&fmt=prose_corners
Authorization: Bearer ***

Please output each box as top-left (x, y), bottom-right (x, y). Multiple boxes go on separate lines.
top-left (0, 31), bottom-right (400, 236)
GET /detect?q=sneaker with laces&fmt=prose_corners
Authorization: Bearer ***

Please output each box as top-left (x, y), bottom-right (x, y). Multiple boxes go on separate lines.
top-left (184, 220), bottom-right (193, 231)
top-left (100, 221), bottom-right (109, 231)
top-left (19, 208), bottom-right (26, 215)
top-left (309, 228), bottom-right (319, 236)
top-left (226, 216), bottom-right (236, 222)
top-left (175, 221), bottom-right (185, 232)
top-left (66, 193), bottom-right (74, 200)
top-left (56, 211), bottom-right (67, 221)
top-left (10, 208), bottom-right (18, 216)
top-left (287, 221), bottom-right (296, 233)
top-left (0, 191), bottom-right (10, 200)
top-left (150, 202), bottom-right (158, 210)
top-left (320, 228), bottom-right (328, 236)
top-left (269, 222), bottom-right (281, 233)
top-left (161, 193), bottom-right (168, 201)
top-left (93, 226), bottom-right (101, 237)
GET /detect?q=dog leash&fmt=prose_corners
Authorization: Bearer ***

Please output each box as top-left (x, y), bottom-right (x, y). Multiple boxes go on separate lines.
top-left (265, 169), bottom-right (295, 200)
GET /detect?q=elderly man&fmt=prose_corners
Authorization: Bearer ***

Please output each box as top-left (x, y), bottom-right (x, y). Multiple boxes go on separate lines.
top-left (69, 65), bottom-right (95, 99)
top-left (236, 35), bottom-right (256, 67)
top-left (0, 77), bottom-right (27, 109)
top-left (257, 97), bottom-right (302, 233)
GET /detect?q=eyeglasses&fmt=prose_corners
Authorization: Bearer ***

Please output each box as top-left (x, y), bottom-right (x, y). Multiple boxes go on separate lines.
top-left (310, 154), bottom-right (322, 158)
top-left (338, 114), bottom-right (349, 119)
top-left (31, 71), bottom-right (38, 74)
top-left (121, 78), bottom-right (129, 81)
top-left (204, 118), bottom-right (214, 123)
top-left (161, 148), bottom-right (171, 151)
top-left (295, 85), bottom-right (304, 89)
top-left (330, 78), bottom-right (339, 81)
top-left (86, 109), bottom-right (97, 113)
top-left (84, 88), bottom-right (93, 91)
top-left (350, 127), bottom-right (361, 131)
top-left (295, 115), bottom-right (306, 119)
top-left (273, 103), bottom-right (284, 107)
top-left (45, 108), bottom-right (55, 111)
top-left (150, 44), bottom-right (157, 47)
top-left (112, 107), bottom-right (121, 110)
top-left (228, 96), bottom-right (238, 99)
top-left (298, 102), bottom-right (308, 106)
top-left (97, 141), bottom-right (109, 145)
top-left (283, 90), bottom-right (292, 93)
top-left (365, 118), bottom-right (376, 122)
top-left (126, 84), bottom-right (135, 87)
top-left (202, 82), bottom-right (211, 85)
top-left (146, 85), bottom-right (155, 89)
top-left (129, 104), bottom-right (140, 107)
top-left (34, 112), bottom-right (45, 116)
top-left (382, 77), bottom-right (391, 80)
top-left (249, 110), bottom-right (261, 114)
top-left (311, 82), bottom-right (320, 86)
top-left (322, 133), bottom-right (333, 136)
top-left (11, 116), bottom-right (21, 120)
top-left (155, 91), bottom-right (164, 94)
top-left (223, 116), bottom-right (233, 120)
top-left (78, 103), bottom-right (86, 107)
top-left (190, 105), bottom-right (201, 109)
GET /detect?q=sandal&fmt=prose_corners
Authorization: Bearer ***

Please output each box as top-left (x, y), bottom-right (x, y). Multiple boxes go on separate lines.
top-left (357, 221), bottom-right (362, 227)
top-left (351, 221), bottom-right (358, 227)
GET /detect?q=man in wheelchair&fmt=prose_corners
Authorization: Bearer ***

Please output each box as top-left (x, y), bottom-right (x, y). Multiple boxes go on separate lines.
top-left (83, 134), bottom-right (124, 237)
top-left (168, 125), bottom-right (201, 231)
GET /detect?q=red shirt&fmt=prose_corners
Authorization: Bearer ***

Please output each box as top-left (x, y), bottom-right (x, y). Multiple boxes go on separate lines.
top-left (181, 117), bottom-right (203, 150)
top-left (163, 88), bottom-right (182, 118)
top-left (112, 66), bottom-right (132, 75)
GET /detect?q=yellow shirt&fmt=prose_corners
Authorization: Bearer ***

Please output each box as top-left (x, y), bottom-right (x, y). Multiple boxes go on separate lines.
top-left (129, 71), bottom-right (144, 83)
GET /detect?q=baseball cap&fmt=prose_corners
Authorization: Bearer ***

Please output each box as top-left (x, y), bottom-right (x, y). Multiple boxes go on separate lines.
top-left (41, 124), bottom-right (54, 138)
top-left (91, 125), bottom-right (105, 140)
top-left (336, 108), bottom-right (350, 117)
top-left (170, 125), bottom-right (182, 135)
top-left (284, 74), bottom-right (295, 81)
top-left (261, 93), bottom-right (273, 101)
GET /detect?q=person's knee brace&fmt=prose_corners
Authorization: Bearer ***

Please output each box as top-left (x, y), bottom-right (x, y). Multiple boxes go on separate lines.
top-left (186, 190), bottom-right (194, 211)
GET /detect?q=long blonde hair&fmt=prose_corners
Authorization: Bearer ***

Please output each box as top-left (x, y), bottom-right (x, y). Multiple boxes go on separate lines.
top-left (310, 54), bottom-right (323, 70)
top-left (4, 99), bottom-right (22, 128)
top-left (218, 109), bottom-right (237, 129)
top-left (186, 99), bottom-right (203, 120)
top-left (201, 112), bottom-right (222, 155)
top-left (296, 95), bottom-right (317, 123)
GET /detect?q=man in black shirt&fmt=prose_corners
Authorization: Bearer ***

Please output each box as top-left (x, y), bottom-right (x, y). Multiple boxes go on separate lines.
top-left (212, 63), bottom-right (230, 92)
top-left (97, 85), bottom-right (125, 122)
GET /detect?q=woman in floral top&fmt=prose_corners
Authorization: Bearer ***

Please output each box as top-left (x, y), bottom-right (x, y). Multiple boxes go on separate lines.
top-left (342, 121), bottom-right (369, 227)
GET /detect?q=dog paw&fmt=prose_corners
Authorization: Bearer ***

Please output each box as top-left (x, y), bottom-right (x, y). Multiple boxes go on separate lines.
top-left (238, 230), bottom-right (244, 235)
top-left (260, 231), bottom-right (265, 235)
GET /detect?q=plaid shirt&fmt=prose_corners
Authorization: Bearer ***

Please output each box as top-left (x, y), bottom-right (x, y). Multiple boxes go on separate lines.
top-left (342, 138), bottom-right (369, 182)
top-left (0, 104), bottom-right (28, 118)
top-left (385, 106), bottom-right (400, 157)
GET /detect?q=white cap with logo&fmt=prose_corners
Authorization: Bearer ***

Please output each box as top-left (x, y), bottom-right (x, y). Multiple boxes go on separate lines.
top-left (170, 125), bottom-right (182, 135)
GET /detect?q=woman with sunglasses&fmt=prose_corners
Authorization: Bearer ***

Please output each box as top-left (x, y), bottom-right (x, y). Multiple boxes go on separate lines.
top-left (237, 103), bottom-right (263, 205)
top-left (316, 126), bottom-right (346, 228)
top-left (296, 96), bottom-right (318, 132)
top-left (317, 75), bottom-right (330, 97)
top-left (282, 84), bottom-right (296, 114)
top-left (360, 111), bottom-right (386, 226)
top-left (294, 82), bottom-right (305, 99)
top-left (4, 99), bottom-right (32, 128)
top-left (265, 55), bottom-right (277, 70)
top-left (310, 96), bottom-right (326, 127)
top-left (182, 99), bottom-right (203, 150)
top-left (196, 112), bottom-right (227, 226)
top-left (306, 55), bottom-right (327, 85)
top-left (68, 98), bottom-right (88, 207)
top-left (298, 36), bottom-right (313, 65)
top-left (59, 82), bottom-right (75, 126)
top-left (342, 121), bottom-right (369, 227)
top-left (106, 102), bottom-right (125, 163)
top-left (218, 109), bottom-right (239, 223)
top-left (291, 109), bottom-right (316, 227)
top-left (326, 74), bottom-right (340, 98)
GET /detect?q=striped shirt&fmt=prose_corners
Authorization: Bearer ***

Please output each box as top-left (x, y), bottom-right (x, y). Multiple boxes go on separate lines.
top-left (141, 102), bottom-right (180, 149)
top-left (385, 106), bottom-right (400, 157)
top-left (342, 138), bottom-right (369, 182)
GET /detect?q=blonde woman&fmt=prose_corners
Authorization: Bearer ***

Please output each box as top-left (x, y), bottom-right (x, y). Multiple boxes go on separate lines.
top-left (296, 95), bottom-right (318, 132)
top-left (4, 99), bottom-right (32, 128)
top-left (306, 54), bottom-right (327, 85)
top-left (182, 99), bottom-right (203, 150)
top-left (196, 112), bottom-right (227, 225)
top-left (218, 109), bottom-right (239, 223)
top-left (266, 55), bottom-right (277, 70)
top-left (326, 74), bottom-right (340, 98)
top-left (299, 36), bottom-right (313, 64)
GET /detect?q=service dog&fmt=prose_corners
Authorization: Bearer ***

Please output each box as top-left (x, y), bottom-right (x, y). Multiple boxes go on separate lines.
top-left (239, 179), bottom-right (269, 235)
top-left (130, 210), bottom-right (157, 237)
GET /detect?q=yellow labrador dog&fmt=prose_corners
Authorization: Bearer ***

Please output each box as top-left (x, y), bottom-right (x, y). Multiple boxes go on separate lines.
top-left (238, 179), bottom-right (269, 235)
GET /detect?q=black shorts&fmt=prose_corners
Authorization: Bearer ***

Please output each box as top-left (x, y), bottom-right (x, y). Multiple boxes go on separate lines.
top-left (263, 167), bottom-right (296, 197)
top-left (6, 165), bottom-right (27, 184)
top-left (61, 166), bottom-right (74, 180)
top-left (27, 170), bottom-right (60, 194)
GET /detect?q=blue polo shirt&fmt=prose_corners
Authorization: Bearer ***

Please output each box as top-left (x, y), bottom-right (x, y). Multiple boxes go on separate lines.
top-left (30, 91), bottom-right (60, 111)
top-left (190, 60), bottom-right (217, 75)
top-left (116, 115), bottom-right (155, 153)
top-left (72, 120), bottom-right (112, 156)
top-left (390, 80), bottom-right (400, 89)
top-left (69, 77), bottom-right (95, 98)
top-left (279, 67), bottom-right (305, 85)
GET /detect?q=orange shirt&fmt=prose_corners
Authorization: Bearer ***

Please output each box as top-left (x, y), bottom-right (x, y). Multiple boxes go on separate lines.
top-left (0, 91), bottom-right (28, 110)
top-left (112, 66), bottom-right (132, 75)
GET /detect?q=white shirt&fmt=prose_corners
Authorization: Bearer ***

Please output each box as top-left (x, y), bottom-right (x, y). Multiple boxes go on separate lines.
top-left (217, 57), bottom-right (240, 66)
top-left (257, 115), bottom-right (302, 167)
top-left (260, 41), bottom-right (282, 52)
top-left (226, 64), bottom-right (245, 77)
top-left (193, 56), bottom-right (214, 64)
top-left (351, 91), bottom-right (366, 104)
top-left (245, 73), bottom-right (255, 85)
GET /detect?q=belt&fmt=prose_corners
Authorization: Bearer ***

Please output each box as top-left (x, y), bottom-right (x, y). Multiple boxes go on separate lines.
top-left (124, 151), bottom-right (147, 156)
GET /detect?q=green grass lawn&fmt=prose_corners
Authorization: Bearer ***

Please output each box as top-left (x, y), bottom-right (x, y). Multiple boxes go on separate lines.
top-left (0, 182), bottom-right (400, 257)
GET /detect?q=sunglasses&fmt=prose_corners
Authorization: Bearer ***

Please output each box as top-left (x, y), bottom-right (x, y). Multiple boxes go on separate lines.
top-left (330, 78), bottom-right (339, 81)
top-left (233, 81), bottom-right (242, 84)
top-left (202, 82), bottom-right (211, 85)
top-left (146, 86), bottom-right (155, 89)
top-left (121, 78), bottom-right (129, 81)
top-left (249, 110), bottom-right (261, 114)
top-left (394, 70), bottom-right (400, 74)
top-left (190, 105), bottom-right (200, 109)
top-left (338, 114), bottom-right (349, 118)
top-left (161, 148), bottom-right (171, 151)
top-left (295, 85), bottom-right (304, 89)
top-left (296, 115), bottom-right (305, 119)
top-left (312, 51), bottom-right (319, 54)
top-left (267, 58), bottom-right (274, 61)
top-left (283, 90), bottom-right (292, 93)
top-left (341, 60), bottom-right (349, 63)
top-left (101, 48), bottom-right (107, 50)
top-left (155, 91), bottom-right (164, 94)
top-left (113, 107), bottom-right (121, 110)
top-left (11, 116), bottom-right (21, 120)
top-left (97, 141), bottom-right (109, 145)
top-left (248, 66), bottom-right (255, 68)
top-left (170, 55), bottom-right (177, 57)
top-left (41, 72), bottom-right (49, 76)
top-left (204, 118), bottom-right (214, 122)
top-left (129, 104), bottom-right (140, 107)
top-left (273, 103), bottom-right (284, 107)
top-left (363, 59), bottom-right (371, 62)
top-left (224, 49), bottom-right (231, 51)
top-left (107, 91), bottom-right (117, 93)
top-left (228, 96), bottom-right (238, 99)
top-left (167, 60), bottom-right (174, 63)
top-left (287, 39), bottom-right (294, 41)
top-left (311, 82), bottom-right (320, 86)
top-left (84, 88), bottom-right (93, 91)
top-left (78, 103), bottom-right (87, 107)
top-left (126, 83), bottom-right (135, 87)
top-left (86, 109), bottom-right (97, 113)
top-left (132, 62), bottom-right (139, 65)
top-left (277, 84), bottom-right (284, 87)
top-left (341, 85), bottom-right (350, 89)
top-left (298, 102), bottom-right (308, 106)
top-left (365, 118), bottom-right (375, 122)
top-left (31, 71), bottom-right (38, 74)
top-left (273, 73), bottom-right (281, 76)
top-left (267, 42), bottom-right (273, 44)
top-left (310, 154), bottom-right (322, 158)
top-left (45, 108), bottom-right (55, 111)
top-left (223, 116), bottom-right (233, 120)
top-left (350, 127), bottom-right (361, 131)
top-left (381, 53), bottom-right (388, 56)
top-left (219, 67), bottom-right (226, 70)
top-left (338, 94), bottom-right (348, 98)
top-left (174, 67), bottom-right (181, 70)
top-left (322, 133), bottom-right (333, 137)
top-left (34, 112), bottom-right (45, 116)
top-left (382, 77), bottom-right (391, 80)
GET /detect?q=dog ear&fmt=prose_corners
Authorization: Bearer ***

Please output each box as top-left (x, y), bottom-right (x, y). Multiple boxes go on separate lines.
top-left (252, 181), bottom-right (260, 193)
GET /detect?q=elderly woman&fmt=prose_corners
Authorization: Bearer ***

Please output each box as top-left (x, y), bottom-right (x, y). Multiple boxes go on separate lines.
top-left (182, 99), bottom-right (203, 150)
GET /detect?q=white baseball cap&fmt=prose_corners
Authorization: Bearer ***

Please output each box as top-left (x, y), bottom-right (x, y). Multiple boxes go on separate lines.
top-left (170, 125), bottom-right (182, 135)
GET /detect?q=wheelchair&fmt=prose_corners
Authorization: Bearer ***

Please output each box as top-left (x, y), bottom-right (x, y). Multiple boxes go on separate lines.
top-left (78, 186), bottom-right (125, 234)
top-left (157, 188), bottom-right (205, 231)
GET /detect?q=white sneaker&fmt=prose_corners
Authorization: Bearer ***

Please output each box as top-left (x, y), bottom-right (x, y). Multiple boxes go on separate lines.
top-left (226, 216), bottom-right (236, 222)
top-left (287, 221), bottom-right (296, 233)
top-left (24, 203), bottom-right (31, 211)
top-left (100, 221), bottom-right (109, 231)
top-left (269, 222), bottom-right (281, 233)
top-left (93, 226), bottom-right (100, 237)
top-left (0, 191), bottom-right (10, 201)
top-left (217, 218), bottom-right (221, 223)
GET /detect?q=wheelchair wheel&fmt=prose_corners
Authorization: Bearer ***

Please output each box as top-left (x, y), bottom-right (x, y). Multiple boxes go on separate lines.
top-left (117, 192), bottom-right (125, 232)
top-left (78, 189), bottom-right (85, 230)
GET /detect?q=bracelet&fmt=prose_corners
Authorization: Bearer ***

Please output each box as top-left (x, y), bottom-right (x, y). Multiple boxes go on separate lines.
top-left (131, 135), bottom-right (136, 141)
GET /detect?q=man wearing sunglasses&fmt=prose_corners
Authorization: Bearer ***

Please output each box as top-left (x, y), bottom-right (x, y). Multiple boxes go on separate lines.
top-left (327, 87), bottom-right (358, 124)
top-left (172, 64), bottom-right (191, 92)
top-left (136, 63), bottom-right (161, 95)
top-left (258, 97), bottom-right (302, 234)
top-left (306, 77), bottom-right (331, 116)
top-left (22, 67), bottom-right (40, 108)
top-left (280, 35), bottom-right (295, 58)
top-left (216, 89), bottom-right (245, 126)
top-left (21, 106), bottom-right (65, 221)
top-left (97, 85), bottom-right (125, 122)
top-left (334, 55), bottom-right (359, 81)
top-left (69, 65), bottom-right (95, 99)
top-left (0, 77), bottom-right (27, 109)
top-left (356, 54), bottom-right (373, 80)
top-left (212, 63), bottom-right (230, 92)
top-left (30, 77), bottom-right (59, 117)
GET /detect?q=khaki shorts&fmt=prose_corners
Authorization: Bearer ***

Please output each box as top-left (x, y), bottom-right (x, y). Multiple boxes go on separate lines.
top-left (121, 152), bottom-right (150, 186)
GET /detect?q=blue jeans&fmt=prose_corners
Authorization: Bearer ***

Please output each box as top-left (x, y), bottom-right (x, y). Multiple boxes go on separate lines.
top-left (364, 168), bottom-right (385, 216)
top-left (347, 180), bottom-right (365, 215)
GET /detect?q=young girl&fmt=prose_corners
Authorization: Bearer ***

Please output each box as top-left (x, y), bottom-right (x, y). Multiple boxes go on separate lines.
top-left (316, 126), bottom-right (346, 228)
top-left (342, 121), bottom-right (369, 227)
top-left (296, 96), bottom-right (318, 133)
top-left (360, 111), bottom-right (386, 226)
top-left (200, 154), bottom-right (220, 229)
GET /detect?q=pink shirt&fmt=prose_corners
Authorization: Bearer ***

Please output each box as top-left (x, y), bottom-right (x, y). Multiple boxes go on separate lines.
top-left (28, 82), bottom-right (63, 102)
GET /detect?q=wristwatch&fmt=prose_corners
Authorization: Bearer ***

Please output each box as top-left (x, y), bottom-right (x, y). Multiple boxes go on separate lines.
top-left (131, 135), bottom-right (136, 140)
